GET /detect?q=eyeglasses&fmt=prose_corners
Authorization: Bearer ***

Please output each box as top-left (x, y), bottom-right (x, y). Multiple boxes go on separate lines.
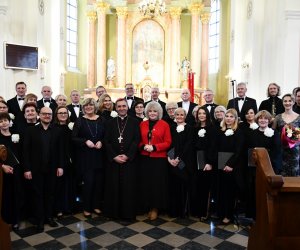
top-left (57, 112), bottom-right (68, 115)
top-left (167, 108), bottom-right (176, 111)
top-left (40, 113), bottom-right (52, 116)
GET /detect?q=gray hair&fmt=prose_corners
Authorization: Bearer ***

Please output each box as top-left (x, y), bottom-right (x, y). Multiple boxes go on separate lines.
top-left (145, 101), bottom-right (163, 120)
top-left (165, 101), bottom-right (178, 111)
top-left (174, 107), bottom-right (187, 117)
top-left (214, 105), bottom-right (226, 120)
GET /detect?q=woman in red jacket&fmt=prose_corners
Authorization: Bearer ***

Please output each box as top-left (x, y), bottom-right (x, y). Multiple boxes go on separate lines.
top-left (139, 101), bottom-right (172, 220)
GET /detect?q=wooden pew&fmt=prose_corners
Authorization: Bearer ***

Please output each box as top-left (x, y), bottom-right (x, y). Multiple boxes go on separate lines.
top-left (248, 148), bottom-right (300, 250)
top-left (0, 145), bottom-right (11, 250)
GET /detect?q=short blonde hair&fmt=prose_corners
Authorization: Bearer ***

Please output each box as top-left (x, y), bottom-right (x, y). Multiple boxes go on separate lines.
top-left (214, 105), bottom-right (226, 120)
top-left (220, 108), bottom-right (239, 131)
top-left (82, 98), bottom-right (98, 114)
top-left (145, 101), bottom-right (163, 120)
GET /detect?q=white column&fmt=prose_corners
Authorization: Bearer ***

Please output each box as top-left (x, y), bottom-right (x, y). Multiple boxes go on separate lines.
top-left (96, 1), bottom-right (109, 86)
top-left (189, 2), bottom-right (203, 89)
top-left (169, 7), bottom-right (182, 88)
top-left (116, 7), bottom-right (127, 88)
top-left (87, 11), bottom-right (97, 88)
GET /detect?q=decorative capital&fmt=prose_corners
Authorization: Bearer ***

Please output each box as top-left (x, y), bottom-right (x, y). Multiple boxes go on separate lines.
top-left (95, 0), bottom-right (109, 14)
top-left (200, 12), bottom-right (211, 24)
top-left (86, 11), bottom-right (97, 21)
top-left (116, 7), bottom-right (128, 18)
top-left (189, 2), bottom-right (204, 15)
top-left (169, 7), bottom-right (182, 19)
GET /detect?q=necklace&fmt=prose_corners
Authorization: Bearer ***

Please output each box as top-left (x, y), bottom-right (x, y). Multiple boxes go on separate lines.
top-left (117, 117), bottom-right (128, 143)
top-left (85, 119), bottom-right (98, 138)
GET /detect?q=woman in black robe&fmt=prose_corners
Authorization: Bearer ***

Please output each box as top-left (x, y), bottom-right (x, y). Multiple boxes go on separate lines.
top-left (97, 93), bottom-right (116, 121)
top-left (0, 112), bottom-right (21, 230)
top-left (216, 109), bottom-right (244, 224)
top-left (246, 110), bottom-right (281, 218)
top-left (168, 107), bottom-right (194, 218)
top-left (190, 107), bottom-right (216, 220)
top-left (72, 98), bottom-right (105, 218)
top-left (53, 106), bottom-right (74, 217)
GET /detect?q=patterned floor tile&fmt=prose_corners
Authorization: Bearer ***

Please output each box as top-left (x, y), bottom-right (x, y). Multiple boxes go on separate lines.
top-left (56, 233), bottom-right (87, 247)
top-left (69, 240), bottom-right (102, 250)
top-left (193, 233), bottom-right (223, 248)
top-left (57, 216), bottom-right (81, 226)
top-left (46, 227), bottom-right (74, 238)
top-left (174, 227), bottom-right (203, 239)
top-left (79, 227), bottom-right (106, 239)
top-left (207, 227), bottom-right (235, 240)
top-left (215, 240), bottom-right (247, 250)
top-left (159, 233), bottom-right (190, 248)
top-left (179, 241), bottom-right (211, 250)
top-left (143, 217), bottom-right (169, 226)
top-left (110, 227), bottom-right (139, 239)
top-left (11, 239), bottom-right (31, 250)
top-left (125, 233), bottom-right (156, 248)
top-left (143, 240), bottom-right (174, 250)
top-left (172, 217), bottom-right (197, 226)
top-left (106, 240), bottom-right (138, 250)
top-left (127, 221), bottom-right (155, 233)
top-left (33, 239), bottom-right (66, 250)
top-left (91, 233), bottom-right (121, 247)
top-left (226, 234), bottom-right (248, 247)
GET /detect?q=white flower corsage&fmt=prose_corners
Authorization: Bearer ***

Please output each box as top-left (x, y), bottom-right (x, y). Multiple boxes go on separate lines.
top-left (225, 129), bottom-right (234, 136)
top-left (264, 127), bottom-right (274, 137)
top-left (11, 134), bottom-right (20, 143)
top-left (198, 128), bottom-right (206, 137)
top-left (9, 120), bottom-right (13, 127)
top-left (68, 122), bottom-right (74, 130)
top-left (110, 110), bottom-right (118, 118)
top-left (176, 124), bottom-right (185, 133)
top-left (143, 117), bottom-right (148, 121)
top-left (249, 122), bottom-right (259, 130)
top-left (9, 113), bottom-right (15, 120)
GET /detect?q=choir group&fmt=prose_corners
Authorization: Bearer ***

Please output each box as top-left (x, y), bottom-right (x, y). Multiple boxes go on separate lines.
top-left (1, 81), bottom-right (300, 234)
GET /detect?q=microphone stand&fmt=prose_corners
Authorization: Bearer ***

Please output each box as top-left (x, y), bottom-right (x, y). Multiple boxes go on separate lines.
top-left (231, 80), bottom-right (236, 111)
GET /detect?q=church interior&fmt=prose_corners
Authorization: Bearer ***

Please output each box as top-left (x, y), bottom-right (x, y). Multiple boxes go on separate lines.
top-left (0, 0), bottom-right (300, 249)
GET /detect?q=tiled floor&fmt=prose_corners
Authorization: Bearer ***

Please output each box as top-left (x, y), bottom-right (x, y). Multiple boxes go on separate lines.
top-left (11, 214), bottom-right (250, 249)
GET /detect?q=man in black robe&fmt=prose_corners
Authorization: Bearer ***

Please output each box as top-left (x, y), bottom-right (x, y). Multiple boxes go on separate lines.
top-left (104, 98), bottom-right (140, 220)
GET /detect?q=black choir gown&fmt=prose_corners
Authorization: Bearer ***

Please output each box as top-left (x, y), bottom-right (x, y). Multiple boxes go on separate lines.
top-left (104, 116), bottom-right (140, 219)
top-left (215, 127), bottom-right (244, 221)
top-left (246, 128), bottom-right (281, 218)
top-left (54, 123), bottom-right (75, 214)
top-left (190, 125), bottom-right (216, 218)
top-left (72, 116), bottom-right (105, 212)
top-left (0, 133), bottom-right (21, 225)
top-left (168, 123), bottom-right (195, 218)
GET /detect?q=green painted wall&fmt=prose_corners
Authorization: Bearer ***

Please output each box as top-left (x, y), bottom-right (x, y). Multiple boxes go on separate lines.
top-left (106, 14), bottom-right (117, 62)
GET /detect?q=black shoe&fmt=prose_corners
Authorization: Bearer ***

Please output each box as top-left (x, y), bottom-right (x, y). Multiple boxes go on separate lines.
top-left (12, 224), bottom-right (19, 231)
top-left (47, 218), bottom-right (58, 227)
top-left (36, 223), bottom-right (44, 233)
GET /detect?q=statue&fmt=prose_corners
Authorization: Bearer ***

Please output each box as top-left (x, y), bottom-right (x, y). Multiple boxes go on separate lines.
top-left (106, 56), bottom-right (115, 80)
top-left (180, 56), bottom-right (190, 81)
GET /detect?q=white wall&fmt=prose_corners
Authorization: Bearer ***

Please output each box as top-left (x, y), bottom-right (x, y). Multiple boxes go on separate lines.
top-left (0, 0), bottom-right (65, 100)
top-left (230, 0), bottom-right (300, 106)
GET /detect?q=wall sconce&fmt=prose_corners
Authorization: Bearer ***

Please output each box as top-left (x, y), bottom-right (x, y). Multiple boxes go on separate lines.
top-left (241, 62), bottom-right (250, 69)
top-left (41, 56), bottom-right (49, 63)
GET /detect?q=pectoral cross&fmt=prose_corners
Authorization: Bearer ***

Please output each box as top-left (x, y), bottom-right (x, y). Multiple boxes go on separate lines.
top-left (118, 135), bottom-right (123, 143)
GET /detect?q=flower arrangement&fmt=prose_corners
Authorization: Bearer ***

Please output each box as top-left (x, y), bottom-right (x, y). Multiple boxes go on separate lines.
top-left (225, 129), bottom-right (234, 136)
top-left (249, 122), bottom-right (259, 130)
top-left (281, 124), bottom-right (300, 148)
top-left (110, 110), bottom-right (118, 118)
top-left (68, 122), bottom-right (74, 130)
top-left (264, 127), bottom-right (274, 137)
top-left (198, 128), bottom-right (206, 137)
top-left (176, 124), bottom-right (185, 133)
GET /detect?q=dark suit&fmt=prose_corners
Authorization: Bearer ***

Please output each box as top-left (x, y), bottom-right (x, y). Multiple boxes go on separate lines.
top-left (23, 123), bottom-right (64, 224)
top-left (145, 99), bottom-right (167, 117)
top-left (202, 103), bottom-right (219, 122)
top-left (227, 97), bottom-right (257, 122)
top-left (177, 101), bottom-right (197, 126)
top-left (259, 97), bottom-right (284, 116)
top-left (7, 96), bottom-right (22, 117)
top-left (66, 104), bottom-right (83, 122)
top-left (37, 98), bottom-right (58, 113)
top-left (125, 96), bottom-right (144, 117)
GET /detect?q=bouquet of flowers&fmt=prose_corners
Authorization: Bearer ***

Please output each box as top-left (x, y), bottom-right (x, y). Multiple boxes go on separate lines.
top-left (281, 124), bottom-right (300, 148)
